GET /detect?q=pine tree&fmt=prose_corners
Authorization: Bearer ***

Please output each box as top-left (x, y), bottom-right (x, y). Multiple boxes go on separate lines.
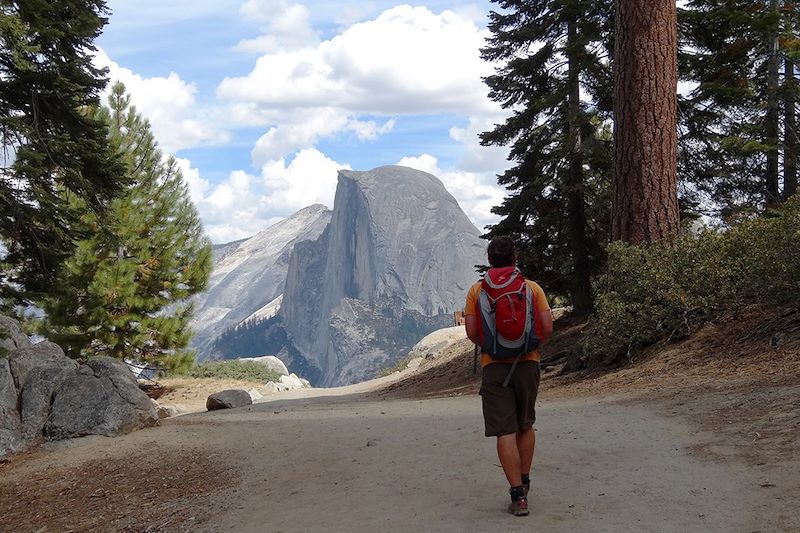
top-left (680, 1), bottom-right (800, 218)
top-left (41, 83), bottom-right (211, 371)
top-left (480, 0), bottom-right (614, 314)
top-left (613, 0), bottom-right (680, 243)
top-left (0, 0), bottom-right (126, 302)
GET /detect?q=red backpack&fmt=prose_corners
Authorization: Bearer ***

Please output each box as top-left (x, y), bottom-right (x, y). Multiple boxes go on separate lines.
top-left (478, 267), bottom-right (539, 360)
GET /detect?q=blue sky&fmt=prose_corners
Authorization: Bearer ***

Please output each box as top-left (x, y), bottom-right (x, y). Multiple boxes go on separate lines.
top-left (96, 0), bottom-right (509, 243)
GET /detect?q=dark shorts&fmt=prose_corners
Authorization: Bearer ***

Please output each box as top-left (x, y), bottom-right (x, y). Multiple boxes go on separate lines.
top-left (480, 361), bottom-right (541, 437)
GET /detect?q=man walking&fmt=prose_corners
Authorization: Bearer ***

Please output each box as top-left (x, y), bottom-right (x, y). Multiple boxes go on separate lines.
top-left (464, 236), bottom-right (553, 516)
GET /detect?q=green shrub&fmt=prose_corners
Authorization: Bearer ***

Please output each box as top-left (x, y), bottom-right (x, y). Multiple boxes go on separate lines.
top-left (582, 195), bottom-right (800, 366)
top-left (378, 354), bottom-right (414, 377)
top-left (179, 359), bottom-right (281, 382)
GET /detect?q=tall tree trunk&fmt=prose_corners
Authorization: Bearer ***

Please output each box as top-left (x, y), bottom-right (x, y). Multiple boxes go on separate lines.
top-left (785, 3), bottom-right (799, 199)
top-left (766, 0), bottom-right (781, 208)
top-left (566, 18), bottom-right (593, 315)
top-left (612, 0), bottom-right (680, 244)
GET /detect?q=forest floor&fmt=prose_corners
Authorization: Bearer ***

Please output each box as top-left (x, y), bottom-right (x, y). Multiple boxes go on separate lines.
top-left (1, 307), bottom-right (798, 532)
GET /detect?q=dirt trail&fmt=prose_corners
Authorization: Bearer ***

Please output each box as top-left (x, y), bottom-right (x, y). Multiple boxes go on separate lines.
top-left (3, 387), bottom-right (796, 532)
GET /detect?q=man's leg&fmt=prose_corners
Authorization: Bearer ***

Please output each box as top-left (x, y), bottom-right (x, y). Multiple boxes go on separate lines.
top-left (496, 433), bottom-right (522, 487)
top-left (517, 426), bottom-right (535, 476)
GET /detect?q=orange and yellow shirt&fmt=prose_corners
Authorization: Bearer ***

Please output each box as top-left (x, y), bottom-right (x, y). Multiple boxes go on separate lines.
top-left (464, 279), bottom-right (550, 368)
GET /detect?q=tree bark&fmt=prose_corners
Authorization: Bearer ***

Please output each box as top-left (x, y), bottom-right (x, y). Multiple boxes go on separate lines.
top-left (785, 3), bottom-right (799, 199)
top-left (766, 0), bottom-right (781, 208)
top-left (612, 0), bottom-right (680, 244)
top-left (566, 18), bottom-right (593, 315)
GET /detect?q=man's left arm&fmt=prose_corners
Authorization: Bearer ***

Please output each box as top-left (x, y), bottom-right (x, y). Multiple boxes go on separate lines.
top-left (533, 284), bottom-right (553, 344)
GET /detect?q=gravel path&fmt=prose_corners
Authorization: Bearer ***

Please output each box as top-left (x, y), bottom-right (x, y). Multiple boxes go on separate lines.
top-left (187, 393), bottom-right (778, 533)
top-left (2, 388), bottom-right (795, 532)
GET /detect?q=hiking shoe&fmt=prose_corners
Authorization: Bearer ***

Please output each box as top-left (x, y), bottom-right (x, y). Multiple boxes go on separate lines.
top-left (508, 496), bottom-right (529, 516)
top-left (523, 482), bottom-right (530, 497)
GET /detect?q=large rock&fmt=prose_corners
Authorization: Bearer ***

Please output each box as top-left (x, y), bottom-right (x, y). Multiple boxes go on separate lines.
top-left (239, 355), bottom-right (289, 376)
top-left (44, 357), bottom-right (158, 441)
top-left (19, 360), bottom-right (78, 440)
top-left (9, 341), bottom-right (69, 390)
top-left (2, 334), bottom-right (76, 456)
top-left (263, 373), bottom-right (312, 394)
top-left (0, 359), bottom-right (23, 456)
top-left (407, 326), bottom-right (467, 360)
top-left (279, 166), bottom-right (486, 386)
top-left (191, 204), bottom-right (332, 358)
top-left (0, 315), bottom-right (30, 354)
top-left (206, 389), bottom-right (252, 410)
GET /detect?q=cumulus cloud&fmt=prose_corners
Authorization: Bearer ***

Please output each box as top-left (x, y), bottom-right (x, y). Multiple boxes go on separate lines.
top-left (93, 49), bottom-right (230, 152)
top-left (261, 148), bottom-right (351, 214)
top-left (449, 114), bottom-right (510, 173)
top-left (235, 0), bottom-right (319, 53)
top-left (219, 5), bottom-right (495, 115)
top-left (188, 148), bottom-right (349, 243)
top-left (397, 154), bottom-right (503, 231)
top-left (250, 107), bottom-right (395, 165)
top-left (175, 157), bottom-right (211, 205)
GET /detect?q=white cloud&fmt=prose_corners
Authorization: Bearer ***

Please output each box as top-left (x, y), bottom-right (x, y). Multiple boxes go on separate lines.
top-left (93, 49), bottom-right (230, 152)
top-left (236, 0), bottom-right (319, 53)
top-left (219, 5), bottom-right (495, 115)
top-left (250, 108), bottom-right (395, 165)
top-left (349, 118), bottom-right (396, 141)
top-left (397, 154), bottom-right (503, 231)
top-left (187, 148), bottom-right (349, 243)
top-left (251, 108), bottom-right (350, 165)
top-left (261, 148), bottom-right (351, 214)
top-left (217, 5), bottom-right (499, 161)
top-left (175, 157), bottom-right (210, 204)
top-left (449, 114), bottom-right (509, 173)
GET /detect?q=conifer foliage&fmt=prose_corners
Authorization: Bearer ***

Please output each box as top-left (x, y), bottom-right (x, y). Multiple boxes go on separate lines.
top-left (480, 0), bottom-right (614, 314)
top-left (41, 83), bottom-right (211, 370)
top-left (0, 0), bottom-right (126, 302)
top-left (680, 1), bottom-right (800, 217)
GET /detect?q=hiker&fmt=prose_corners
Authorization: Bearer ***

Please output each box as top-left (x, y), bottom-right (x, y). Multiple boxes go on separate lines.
top-left (464, 236), bottom-right (553, 516)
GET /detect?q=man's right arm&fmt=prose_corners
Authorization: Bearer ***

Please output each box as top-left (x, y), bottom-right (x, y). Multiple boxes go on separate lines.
top-left (465, 315), bottom-right (480, 344)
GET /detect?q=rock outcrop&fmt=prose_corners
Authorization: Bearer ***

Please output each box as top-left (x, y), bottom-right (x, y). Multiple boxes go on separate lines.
top-left (191, 204), bottom-right (332, 359)
top-left (280, 165), bottom-right (486, 386)
top-left (45, 357), bottom-right (159, 440)
top-left (262, 373), bottom-right (311, 394)
top-left (206, 389), bottom-right (252, 410)
top-left (407, 326), bottom-right (467, 361)
top-left (239, 355), bottom-right (289, 376)
top-left (0, 317), bottom-right (158, 457)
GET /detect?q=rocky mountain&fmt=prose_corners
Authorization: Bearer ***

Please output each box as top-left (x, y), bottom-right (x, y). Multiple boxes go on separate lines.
top-left (190, 204), bottom-right (332, 358)
top-left (279, 165), bottom-right (486, 386)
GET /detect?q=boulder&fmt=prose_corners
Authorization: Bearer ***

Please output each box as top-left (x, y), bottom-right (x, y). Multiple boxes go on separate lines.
top-left (278, 373), bottom-right (306, 390)
top-left (248, 388), bottom-right (264, 402)
top-left (0, 359), bottom-right (23, 457)
top-left (44, 357), bottom-right (158, 441)
top-left (19, 361), bottom-right (78, 440)
top-left (8, 341), bottom-right (68, 390)
top-left (206, 389), bottom-right (252, 411)
top-left (156, 404), bottom-right (184, 419)
top-left (407, 326), bottom-right (466, 360)
top-left (263, 381), bottom-right (284, 394)
top-left (0, 316), bottom-right (31, 354)
top-left (240, 355), bottom-right (289, 376)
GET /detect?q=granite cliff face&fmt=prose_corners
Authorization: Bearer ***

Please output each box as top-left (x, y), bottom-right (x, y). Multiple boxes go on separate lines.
top-left (280, 166), bottom-right (486, 386)
top-left (190, 204), bottom-right (331, 358)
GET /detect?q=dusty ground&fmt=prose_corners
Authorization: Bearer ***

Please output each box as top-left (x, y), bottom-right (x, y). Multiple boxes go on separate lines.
top-left (148, 377), bottom-right (267, 413)
top-left (1, 308), bottom-right (798, 532)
